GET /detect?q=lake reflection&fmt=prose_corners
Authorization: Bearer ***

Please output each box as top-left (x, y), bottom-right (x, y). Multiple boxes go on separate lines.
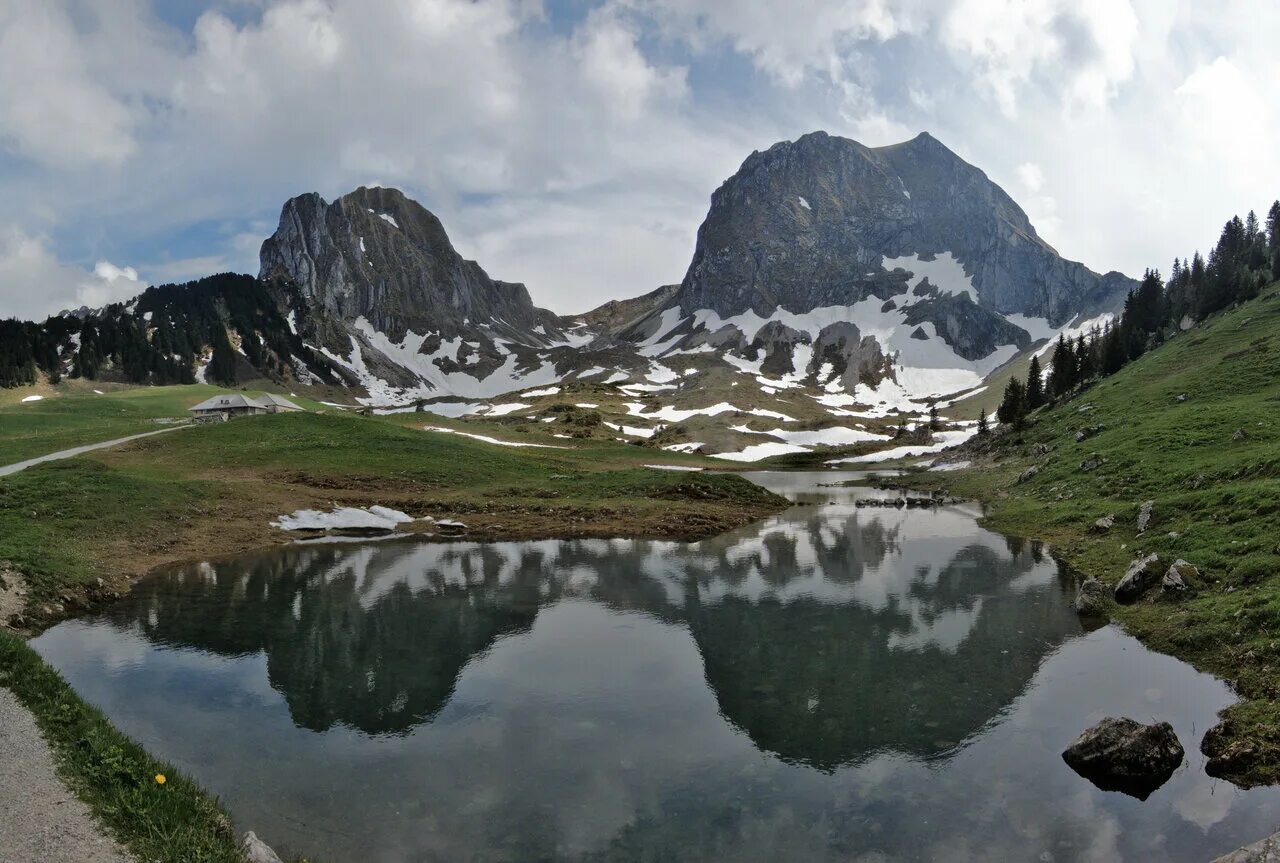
top-left (34, 472), bottom-right (1280, 862)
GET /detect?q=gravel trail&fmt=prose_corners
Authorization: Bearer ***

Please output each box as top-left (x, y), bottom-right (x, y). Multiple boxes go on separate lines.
top-left (0, 686), bottom-right (132, 862)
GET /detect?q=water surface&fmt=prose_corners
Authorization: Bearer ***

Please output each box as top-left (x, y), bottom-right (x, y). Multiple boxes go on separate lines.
top-left (34, 472), bottom-right (1280, 861)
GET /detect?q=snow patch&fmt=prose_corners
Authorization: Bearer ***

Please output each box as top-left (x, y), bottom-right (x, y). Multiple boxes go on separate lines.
top-left (20, 395), bottom-right (43, 403)
top-left (423, 426), bottom-right (566, 449)
top-left (272, 506), bottom-right (415, 532)
top-left (712, 442), bottom-right (811, 462)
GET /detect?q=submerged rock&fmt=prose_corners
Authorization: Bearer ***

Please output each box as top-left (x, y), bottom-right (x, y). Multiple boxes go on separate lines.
top-left (1114, 553), bottom-right (1160, 603)
top-left (242, 832), bottom-right (284, 863)
top-left (1212, 830), bottom-right (1280, 863)
top-left (1062, 717), bottom-right (1184, 799)
top-left (1074, 578), bottom-right (1109, 618)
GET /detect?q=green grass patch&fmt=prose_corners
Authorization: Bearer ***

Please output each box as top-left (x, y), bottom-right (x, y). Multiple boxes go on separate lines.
top-left (0, 384), bottom-right (335, 465)
top-left (0, 630), bottom-right (245, 862)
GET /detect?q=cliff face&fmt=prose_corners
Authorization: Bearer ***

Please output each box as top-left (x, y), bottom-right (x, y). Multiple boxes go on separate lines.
top-left (597, 131), bottom-right (1134, 395)
top-left (677, 131), bottom-right (1133, 326)
top-left (259, 186), bottom-right (563, 349)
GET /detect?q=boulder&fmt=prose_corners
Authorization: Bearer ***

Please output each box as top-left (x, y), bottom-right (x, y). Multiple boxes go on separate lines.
top-left (242, 832), bottom-right (284, 863)
top-left (1031, 443), bottom-right (1051, 456)
top-left (1091, 514), bottom-right (1116, 533)
top-left (1161, 560), bottom-right (1198, 597)
top-left (1080, 456), bottom-right (1103, 472)
top-left (1017, 465), bottom-right (1039, 484)
top-left (1114, 553), bottom-right (1160, 603)
top-left (1137, 500), bottom-right (1154, 533)
top-left (1176, 393), bottom-right (1188, 402)
top-left (1075, 578), bottom-right (1109, 618)
top-left (1061, 717), bottom-right (1184, 799)
top-left (1234, 428), bottom-right (1249, 441)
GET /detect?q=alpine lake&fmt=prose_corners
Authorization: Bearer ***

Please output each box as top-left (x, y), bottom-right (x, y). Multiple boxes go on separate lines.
top-left (33, 472), bottom-right (1280, 862)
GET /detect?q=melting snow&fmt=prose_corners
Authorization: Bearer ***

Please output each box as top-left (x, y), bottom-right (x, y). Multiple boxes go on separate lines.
top-left (20, 395), bottom-right (43, 403)
top-left (481, 402), bottom-right (530, 416)
top-left (729, 424), bottom-right (891, 447)
top-left (272, 506), bottom-right (415, 532)
top-left (521, 386), bottom-right (561, 398)
top-left (644, 464), bottom-right (703, 472)
top-left (798, 196), bottom-right (811, 210)
top-left (712, 442), bottom-right (812, 462)
top-left (603, 422), bottom-right (656, 438)
top-left (829, 428), bottom-right (977, 465)
top-left (881, 252), bottom-right (976, 302)
top-left (423, 426), bottom-right (566, 449)
top-left (377, 213), bottom-right (399, 228)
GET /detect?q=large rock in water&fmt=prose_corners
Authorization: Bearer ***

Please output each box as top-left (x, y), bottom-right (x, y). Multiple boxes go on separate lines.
top-left (1062, 717), bottom-right (1184, 799)
top-left (1074, 577), bottom-right (1108, 618)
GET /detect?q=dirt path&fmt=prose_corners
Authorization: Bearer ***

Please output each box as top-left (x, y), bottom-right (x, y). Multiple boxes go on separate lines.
top-left (0, 686), bottom-right (132, 862)
top-left (0, 426), bottom-right (188, 478)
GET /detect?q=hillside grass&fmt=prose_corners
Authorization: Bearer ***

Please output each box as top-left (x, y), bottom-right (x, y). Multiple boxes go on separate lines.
top-left (0, 383), bottom-right (334, 464)
top-left (898, 285), bottom-right (1280, 786)
top-left (0, 410), bottom-right (785, 621)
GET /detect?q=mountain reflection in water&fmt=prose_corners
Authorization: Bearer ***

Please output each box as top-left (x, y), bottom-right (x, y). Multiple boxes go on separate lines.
top-left (32, 472), bottom-right (1280, 863)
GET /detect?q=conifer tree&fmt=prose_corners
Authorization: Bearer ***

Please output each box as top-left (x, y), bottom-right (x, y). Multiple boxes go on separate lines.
top-left (977, 408), bottom-right (989, 436)
top-left (1024, 354), bottom-right (1044, 409)
top-left (996, 378), bottom-right (1026, 427)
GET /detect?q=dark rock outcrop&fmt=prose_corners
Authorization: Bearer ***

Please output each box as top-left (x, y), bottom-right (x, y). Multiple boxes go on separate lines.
top-left (1062, 716), bottom-right (1184, 799)
top-left (1114, 553), bottom-right (1160, 603)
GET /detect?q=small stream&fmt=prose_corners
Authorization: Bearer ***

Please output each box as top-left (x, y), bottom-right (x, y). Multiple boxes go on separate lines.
top-left (33, 472), bottom-right (1280, 862)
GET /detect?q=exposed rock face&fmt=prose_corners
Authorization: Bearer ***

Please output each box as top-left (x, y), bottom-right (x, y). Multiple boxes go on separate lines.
top-left (676, 131), bottom-right (1132, 326)
top-left (1137, 500), bottom-right (1155, 533)
top-left (1161, 559), bottom-right (1198, 597)
top-left (1115, 553), bottom-right (1161, 603)
top-left (259, 186), bottom-right (564, 350)
top-left (1062, 717), bottom-right (1184, 799)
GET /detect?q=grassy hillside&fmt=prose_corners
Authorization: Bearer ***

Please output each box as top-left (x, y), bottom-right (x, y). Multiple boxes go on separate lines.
top-left (900, 285), bottom-right (1280, 785)
top-left (0, 383), bottom-right (335, 464)
top-left (0, 411), bottom-right (785, 627)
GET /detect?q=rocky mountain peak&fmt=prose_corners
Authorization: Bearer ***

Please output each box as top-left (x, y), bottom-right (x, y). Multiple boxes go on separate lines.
top-left (259, 186), bottom-right (561, 349)
top-left (677, 130), bottom-right (1128, 326)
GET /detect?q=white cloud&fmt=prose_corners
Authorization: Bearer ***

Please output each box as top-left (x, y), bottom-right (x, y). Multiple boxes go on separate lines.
top-left (1015, 163), bottom-right (1044, 192)
top-left (0, 226), bottom-right (144, 319)
top-left (0, 0), bottom-right (1278, 322)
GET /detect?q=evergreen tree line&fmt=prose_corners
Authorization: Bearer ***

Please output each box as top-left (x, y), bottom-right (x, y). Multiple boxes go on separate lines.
top-left (991, 199), bottom-right (1280, 429)
top-left (0, 273), bottom-right (341, 389)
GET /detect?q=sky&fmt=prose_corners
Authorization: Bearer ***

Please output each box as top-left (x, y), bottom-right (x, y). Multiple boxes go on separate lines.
top-left (0, 0), bottom-right (1277, 321)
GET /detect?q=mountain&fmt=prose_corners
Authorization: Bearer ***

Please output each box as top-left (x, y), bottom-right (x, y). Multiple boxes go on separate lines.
top-left (257, 186), bottom-right (606, 399)
top-left (4, 132), bottom-right (1141, 463)
top-left (605, 131), bottom-right (1135, 399)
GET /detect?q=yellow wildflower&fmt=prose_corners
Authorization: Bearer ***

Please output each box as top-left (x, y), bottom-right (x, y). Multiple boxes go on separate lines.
top-left (155, 774), bottom-right (166, 785)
